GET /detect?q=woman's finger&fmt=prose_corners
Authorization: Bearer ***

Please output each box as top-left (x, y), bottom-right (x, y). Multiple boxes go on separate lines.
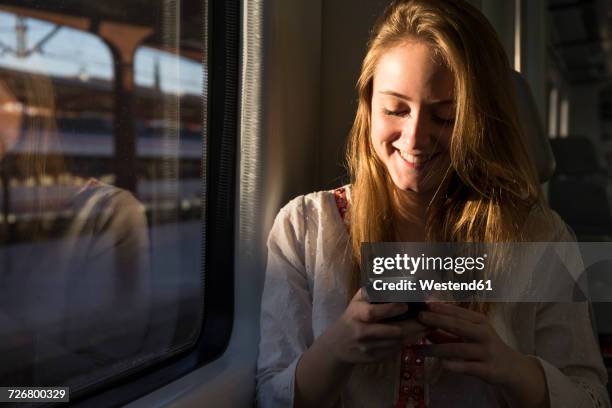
top-left (359, 338), bottom-right (403, 351)
top-left (441, 359), bottom-right (492, 380)
top-left (425, 343), bottom-right (484, 361)
top-left (418, 311), bottom-right (486, 342)
top-left (391, 319), bottom-right (429, 339)
top-left (356, 302), bottom-right (409, 323)
top-left (426, 328), bottom-right (461, 344)
top-left (425, 301), bottom-right (487, 324)
top-left (358, 323), bottom-right (404, 340)
top-left (353, 340), bottom-right (404, 362)
top-left (352, 287), bottom-right (367, 302)
top-left (357, 321), bottom-right (429, 345)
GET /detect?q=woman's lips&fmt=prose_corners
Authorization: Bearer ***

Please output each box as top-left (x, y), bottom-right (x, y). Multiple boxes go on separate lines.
top-left (396, 149), bottom-right (441, 169)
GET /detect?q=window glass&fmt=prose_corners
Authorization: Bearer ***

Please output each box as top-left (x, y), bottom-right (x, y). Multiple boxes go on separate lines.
top-left (0, 1), bottom-right (204, 395)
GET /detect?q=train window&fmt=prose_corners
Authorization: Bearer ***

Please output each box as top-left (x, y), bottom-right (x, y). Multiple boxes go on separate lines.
top-left (0, 0), bottom-right (236, 403)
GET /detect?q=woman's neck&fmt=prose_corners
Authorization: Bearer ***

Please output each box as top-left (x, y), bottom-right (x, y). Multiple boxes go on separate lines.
top-left (391, 187), bottom-right (433, 241)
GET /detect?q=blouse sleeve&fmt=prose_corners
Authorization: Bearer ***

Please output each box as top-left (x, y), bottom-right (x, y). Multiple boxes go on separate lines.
top-left (256, 196), bottom-right (314, 407)
top-left (532, 220), bottom-right (610, 407)
top-left (534, 303), bottom-right (609, 407)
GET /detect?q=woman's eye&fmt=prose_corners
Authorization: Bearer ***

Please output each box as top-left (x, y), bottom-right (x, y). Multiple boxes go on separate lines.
top-left (383, 108), bottom-right (408, 117)
top-left (432, 108), bottom-right (455, 125)
top-left (432, 115), bottom-right (455, 125)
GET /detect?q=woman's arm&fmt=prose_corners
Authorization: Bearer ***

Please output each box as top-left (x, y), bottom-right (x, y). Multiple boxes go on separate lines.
top-left (256, 197), bottom-right (313, 407)
top-left (498, 354), bottom-right (548, 408)
top-left (294, 289), bottom-right (427, 408)
top-left (531, 223), bottom-right (610, 407)
top-left (531, 300), bottom-right (610, 408)
top-left (293, 325), bottom-right (354, 408)
top-left (419, 302), bottom-right (549, 408)
top-left (421, 213), bottom-right (609, 407)
top-left (419, 299), bottom-right (609, 407)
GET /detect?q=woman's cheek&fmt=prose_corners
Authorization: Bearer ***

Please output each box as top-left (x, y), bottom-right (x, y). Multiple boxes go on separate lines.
top-left (370, 118), bottom-right (385, 153)
top-left (437, 127), bottom-right (453, 150)
top-left (371, 117), bottom-right (395, 146)
top-left (370, 133), bottom-right (386, 162)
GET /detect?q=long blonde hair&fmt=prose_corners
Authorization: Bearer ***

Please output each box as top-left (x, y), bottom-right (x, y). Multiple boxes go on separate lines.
top-left (346, 0), bottom-right (544, 311)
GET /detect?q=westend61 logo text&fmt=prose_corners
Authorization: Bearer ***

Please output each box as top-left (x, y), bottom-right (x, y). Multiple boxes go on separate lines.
top-left (372, 253), bottom-right (488, 275)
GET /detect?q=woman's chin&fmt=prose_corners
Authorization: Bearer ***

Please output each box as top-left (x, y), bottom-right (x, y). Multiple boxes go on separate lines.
top-left (390, 176), bottom-right (429, 194)
top-left (389, 168), bottom-right (448, 195)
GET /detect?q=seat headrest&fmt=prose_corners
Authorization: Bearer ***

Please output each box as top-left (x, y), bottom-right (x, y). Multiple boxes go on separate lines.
top-left (511, 71), bottom-right (556, 183)
top-left (550, 137), bottom-right (601, 175)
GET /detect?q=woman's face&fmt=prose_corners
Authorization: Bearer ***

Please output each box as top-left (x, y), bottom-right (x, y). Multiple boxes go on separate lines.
top-left (371, 41), bottom-right (454, 194)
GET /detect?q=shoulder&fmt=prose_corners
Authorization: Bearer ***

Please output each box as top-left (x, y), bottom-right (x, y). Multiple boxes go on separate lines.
top-left (72, 179), bottom-right (143, 212)
top-left (276, 185), bottom-right (350, 220)
top-left (70, 179), bottom-right (146, 233)
top-left (522, 204), bottom-right (575, 242)
top-left (269, 185), bottom-right (350, 241)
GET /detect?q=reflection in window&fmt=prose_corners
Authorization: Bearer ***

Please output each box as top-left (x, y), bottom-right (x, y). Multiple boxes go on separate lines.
top-left (134, 47), bottom-right (203, 219)
top-left (0, 1), bottom-right (204, 397)
top-left (0, 12), bottom-right (112, 79)
top-left (135, 47), bottom-right (202, 96)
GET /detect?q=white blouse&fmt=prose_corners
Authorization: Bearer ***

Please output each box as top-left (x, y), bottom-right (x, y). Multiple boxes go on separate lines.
top-left (256, 186), bottom-right (610, 407)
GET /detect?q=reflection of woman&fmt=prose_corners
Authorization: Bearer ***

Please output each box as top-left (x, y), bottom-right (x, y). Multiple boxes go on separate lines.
top-left (0, 74), bottom-right (150, 386)
top-left (256, 1), bottom-right (609, 407)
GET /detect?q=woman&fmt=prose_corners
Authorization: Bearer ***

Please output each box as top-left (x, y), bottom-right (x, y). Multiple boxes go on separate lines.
top-left (256, 0), bottom-right (609, 407)
top-left (0, 74), bottom-right (151, 386)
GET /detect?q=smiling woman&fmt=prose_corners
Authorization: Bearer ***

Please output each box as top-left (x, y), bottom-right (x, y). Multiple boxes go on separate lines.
top-left (255, 0), bottom-right (610, 407)
top-left (370, 40), bottom-right (454, 194)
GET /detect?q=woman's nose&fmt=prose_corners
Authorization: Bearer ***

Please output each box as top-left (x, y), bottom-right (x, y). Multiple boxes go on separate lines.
top-left (400, 108), bottom-right (432, 151)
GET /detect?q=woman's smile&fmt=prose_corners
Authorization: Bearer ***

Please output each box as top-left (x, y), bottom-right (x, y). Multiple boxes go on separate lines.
top-left (395, 149), bottom-right (441, 170)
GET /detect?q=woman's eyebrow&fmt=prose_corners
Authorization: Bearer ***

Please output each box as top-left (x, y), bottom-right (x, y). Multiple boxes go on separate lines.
top-left (379, 90), bottom-right (412, 101)
top-left (378, 90), bottom-right (453, 105)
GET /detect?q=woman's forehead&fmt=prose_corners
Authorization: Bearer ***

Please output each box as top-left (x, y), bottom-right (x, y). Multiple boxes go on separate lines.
top-left (373, 41), bottom-right (454, 103)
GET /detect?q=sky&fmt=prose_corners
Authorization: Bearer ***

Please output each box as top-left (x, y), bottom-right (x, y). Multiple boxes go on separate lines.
top-left (0, 11), bottom-right (203, 96)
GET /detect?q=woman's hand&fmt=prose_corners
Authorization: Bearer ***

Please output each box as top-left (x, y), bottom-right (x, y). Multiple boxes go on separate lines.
top-left (294, 288), bottom-right (429, 407)
top-left (324, 288), bottom-right (429, 364)
top-left (418, 302), bottom-right (548, 407)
